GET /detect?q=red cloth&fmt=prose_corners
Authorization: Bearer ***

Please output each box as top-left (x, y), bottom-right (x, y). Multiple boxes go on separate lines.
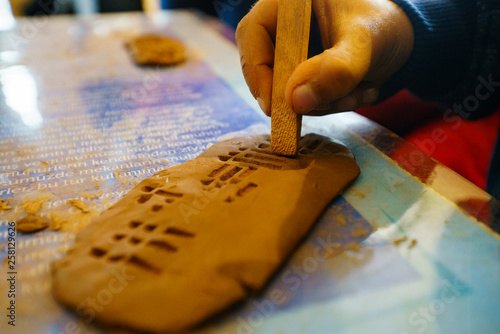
top-left (357, 90), bottom-right (500, 190)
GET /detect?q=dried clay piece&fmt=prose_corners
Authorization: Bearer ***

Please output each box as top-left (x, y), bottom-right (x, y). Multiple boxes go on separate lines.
top-left (17, 215), bottom-right (49, 233)
top-left (51, 134), bottom-right (360, 333)
top-left (0, 199), bottom-right (11, 210)
top-left (68, 199), bottom-right (89, 213)
top-left (126, 34), bottom-right (185, 66)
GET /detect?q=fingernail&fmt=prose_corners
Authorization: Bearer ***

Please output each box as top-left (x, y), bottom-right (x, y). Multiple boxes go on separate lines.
top-left (362, 87), bottom-right (378, 105)
top-left (292, 84), bottom-right (319, 113)
top-left (257, 97), bottom-right (269, 116)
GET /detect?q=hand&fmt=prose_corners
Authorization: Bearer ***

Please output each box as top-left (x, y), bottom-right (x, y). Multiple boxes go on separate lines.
top-left (236, 0), bottom-right (414, 116)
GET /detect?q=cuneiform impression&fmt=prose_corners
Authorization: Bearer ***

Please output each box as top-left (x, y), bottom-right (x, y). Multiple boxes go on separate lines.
top-left (51, 134), bottom-right (360, 333)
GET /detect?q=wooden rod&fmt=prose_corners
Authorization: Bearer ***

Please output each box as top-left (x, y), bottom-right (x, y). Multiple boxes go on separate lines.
top-left (270, 0), bottom-right (312, 156)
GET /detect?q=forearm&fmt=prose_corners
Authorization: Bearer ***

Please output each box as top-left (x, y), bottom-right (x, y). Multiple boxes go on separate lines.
top-left (381, 0), bottom-right (500, 118)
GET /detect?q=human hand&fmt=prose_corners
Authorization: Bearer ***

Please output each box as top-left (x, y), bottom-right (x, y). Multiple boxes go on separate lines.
top-left (236, 0), bottom-right (414, 116)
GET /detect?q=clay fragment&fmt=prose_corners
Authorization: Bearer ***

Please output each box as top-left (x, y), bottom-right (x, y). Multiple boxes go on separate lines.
top-left (51, 134), bottom-right (360, 333)
top-left (0, 199), bottom-right (11, 211)
top-left (68, 199), bottom-right (89, 213)
top-left (17, 215), bottom-right (50, 233)
top-left (126, 34), bottom-right (185, 66)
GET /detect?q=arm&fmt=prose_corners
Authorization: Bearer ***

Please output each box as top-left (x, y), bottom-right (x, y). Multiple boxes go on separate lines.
top-left (236, 0), bottom-right (415, 116)
top-left (386, 0), bottom-right (499, 119)
top-left (236, 0), bottom-right (499, 118)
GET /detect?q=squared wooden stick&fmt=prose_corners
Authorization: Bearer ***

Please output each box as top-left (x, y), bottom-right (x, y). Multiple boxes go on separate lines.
top-left (270, 0), bottom-right (312, 156)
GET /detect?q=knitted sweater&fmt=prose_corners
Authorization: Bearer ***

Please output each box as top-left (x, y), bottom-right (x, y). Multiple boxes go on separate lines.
top-left (384, 0), bottom-right (500, 199)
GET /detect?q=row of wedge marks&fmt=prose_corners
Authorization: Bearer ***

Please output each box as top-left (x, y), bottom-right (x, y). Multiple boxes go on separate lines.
top-left (90, 234), bottom-right (186, 274)
top-left (89, 247), bottom-right (161, 274)
top-left (201, 164), bottom-right (257, 189)
top-left (218, 147), bottom-right (287, 170)
top-left (225, 182), bottom-right (258, 203)
top-left (232, 157), bottom-right (282, 170)
top-left (217, 154), bottom-right (283, 168)
top-left (112, 234), bottom-right (178, 251)
top-left (138, 186), bottom-right (184, 206)
top-left (128, 221), bottom-right (195, 237)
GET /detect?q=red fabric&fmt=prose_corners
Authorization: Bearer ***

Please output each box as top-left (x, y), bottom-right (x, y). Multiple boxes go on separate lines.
top-left (357, 90), bottom-right (500, 190)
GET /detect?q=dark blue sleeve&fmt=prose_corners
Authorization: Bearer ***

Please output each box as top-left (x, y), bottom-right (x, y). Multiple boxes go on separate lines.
top-left (381, 0), bottom-right (500, 119)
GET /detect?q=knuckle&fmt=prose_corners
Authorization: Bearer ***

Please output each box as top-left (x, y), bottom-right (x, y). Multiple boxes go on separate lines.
top-left (235, 18), bottom-right (249, 42)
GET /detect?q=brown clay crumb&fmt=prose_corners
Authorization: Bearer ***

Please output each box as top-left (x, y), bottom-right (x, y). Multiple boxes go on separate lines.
top-left (351, 224), bottom-right (370, 238)
top-left (21, 198), bottom-right (45, 214)
top-left (68, 199), bottom-right (89, 213)
top-left (126, 34), bottom-right (186, 66)
top-left (83, 189), bottom-right (104, 199)
top-left (49, 213), bottom-right (68, 231)
top-left (0, 199), bottom-right (12, 211)
top-left (345, 242), bottom-right (360, 252)
top-left (17, 216), bottom-right (50, 234)
top-left (393, 236), bottom-right (408, 246)
top-left (336, 214), bottom-right (347, 226)
top-left (350, 187), bottom-right (365, 198)
top-left (408, 239), bottom-right (417, 249)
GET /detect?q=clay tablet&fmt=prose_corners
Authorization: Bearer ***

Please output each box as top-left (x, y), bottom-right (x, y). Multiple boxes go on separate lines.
top-left (51, 134), bottom-right (359, 333)
top-left (126, 34), bottom-right (185, 66)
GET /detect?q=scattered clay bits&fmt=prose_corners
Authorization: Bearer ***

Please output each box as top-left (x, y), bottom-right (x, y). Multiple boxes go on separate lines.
top-left (393, 236), bottom-right (408, 246)
top-left (345, 241), bottom-right (361, 252)
top-left (17, 216), bottom-right (50, 233)
top-left (350, 187), bottom-right (366, 198)
top-left (51, 134), bottom-right (360, 333)
top-left (68, 199), bottom-right (89, 213)
top-left (126, 34), bottom-right (186, 66)
top-left (0, 199), bottom-right (12, 210)
top-left (49, 212), bottom-right (68, 231)
top-left (21, 197), bottom-right (45, 214)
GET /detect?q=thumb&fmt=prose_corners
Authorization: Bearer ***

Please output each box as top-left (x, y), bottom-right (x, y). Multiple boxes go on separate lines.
top-left (285, 35), bottom-right (372, 114)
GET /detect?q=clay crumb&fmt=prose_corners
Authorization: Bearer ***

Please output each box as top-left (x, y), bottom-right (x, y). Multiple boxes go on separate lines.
top-left (351, 224), bottom-right (370, 238)
top-left (350, 187), bottom-right (365, 198)
top-left (49, 213), bottom-right (68, 231)
top-left (17, 216), bottom-right (50, 234)
top-left (393, 236), bottom-right (408, 246)
top-left (21, 198), bottom-right (45, 214)
top-left (336, 214), bottom-right (347, 225)
top-left (83, 189), bottom-right (104, 200)
top-left (126, 34), bottom-right (186, 66)
top-left (68, 199), bottom-right (90, 213)
top-left (345, 241), bottom-right (360, 252)
top-left (408, 239), bottom-right (417, 249)
top-left (0, 199), bottom-right (12, 211)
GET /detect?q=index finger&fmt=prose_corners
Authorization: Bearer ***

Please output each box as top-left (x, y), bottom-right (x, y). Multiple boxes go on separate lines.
top-left (235, 0), bottom-right (279, 116)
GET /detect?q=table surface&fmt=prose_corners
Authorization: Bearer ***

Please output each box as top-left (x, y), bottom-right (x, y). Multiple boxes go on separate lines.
top-left (0, 10), bottom-right (499, 334)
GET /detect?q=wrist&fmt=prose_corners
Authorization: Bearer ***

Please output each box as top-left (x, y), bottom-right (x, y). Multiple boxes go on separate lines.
top-left (366, 0), bottom-right (415, 82)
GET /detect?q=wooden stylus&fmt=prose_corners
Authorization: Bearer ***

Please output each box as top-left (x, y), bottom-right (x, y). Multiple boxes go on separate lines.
top-left (270, 0), bottom-right (312, 156)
